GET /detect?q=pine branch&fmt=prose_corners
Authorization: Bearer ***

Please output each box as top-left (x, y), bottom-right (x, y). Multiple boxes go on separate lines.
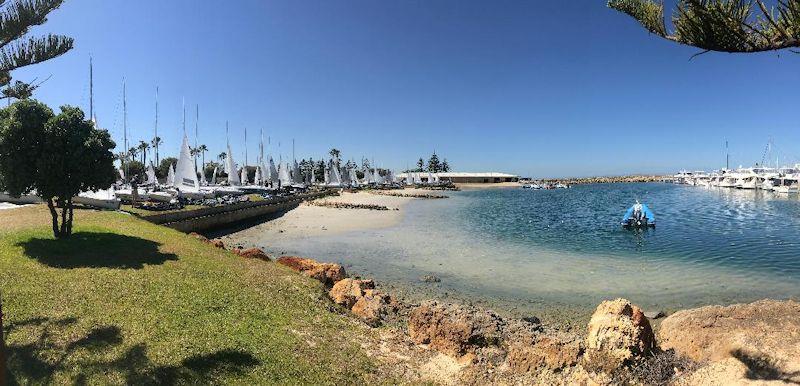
top-left (0, 0), bottom-right (64, 47)
top-left (0, 33), bottom-right (73, 73)
top-left (609, 0), bottom-right (800, 53)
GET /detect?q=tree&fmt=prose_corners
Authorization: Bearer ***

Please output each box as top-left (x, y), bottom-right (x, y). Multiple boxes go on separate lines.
top-left (608, 0), bottom-right (800, 56)
top-left (197, 144), bottom-right (208, 169)
top-left (0, 0), bottom-right (73, 87)
top-left (417, 158), bottom-right (424, 171)
top-left (218, 152), bottom-right (227, 162)
top-left (151, 136), bottom-right (162, 165)
top-left (138, 140), bottom-right (149, 165)
top-left (329, 148), bottom-right (341, 161)
top-left (125, 160), bottom-right (145, 183)
top-left (0, 101), bottom-right (116, 238)
top-left (442, 158), bottom-right (450, 172)
top-left (156, 157), bottom-right (176, 179)
top-left (428, 152), bottom-right (441, 173)
top-left (128, 146), bottom-right (138, 165)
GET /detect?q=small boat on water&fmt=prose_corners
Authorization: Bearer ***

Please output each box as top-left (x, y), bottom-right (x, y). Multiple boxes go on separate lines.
top-left (621, 201), bottom-right (655, 228)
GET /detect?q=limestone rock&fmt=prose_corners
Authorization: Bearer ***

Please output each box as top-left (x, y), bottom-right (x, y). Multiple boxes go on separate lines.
top-left (189, 232), bottom-right (208, 242)
top-left (352, 289), bottom-right (393, 326)
top-left (236, 247), bottom-right (270, 261)
top-left (407, 301), bottom-right (504, 357)
top-left (276, 256), bottom-right (346, 286)
top-left (658, 299), bottom-right (800, 383)
top-left (584, 298), bottom-right (655, 371)
top-left (507, 335), bottom-right (582, 373)
top-left (329, 278), bottom-right (375, 308)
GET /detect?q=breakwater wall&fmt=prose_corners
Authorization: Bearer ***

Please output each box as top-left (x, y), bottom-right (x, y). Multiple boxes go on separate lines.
top-left (542, 175), bottom-right (668, 185)
top-left (138, 190), bottom-right (332, 233)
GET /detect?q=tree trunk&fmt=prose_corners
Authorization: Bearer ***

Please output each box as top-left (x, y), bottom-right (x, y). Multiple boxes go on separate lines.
top-left (46, 198), bottom-right (60, 238)
top-left (66, 198), bottom-right (74, 236)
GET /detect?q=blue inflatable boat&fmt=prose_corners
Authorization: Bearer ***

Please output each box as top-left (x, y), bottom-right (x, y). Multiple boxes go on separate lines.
top-left (621, 202), bottom-right (655, 228)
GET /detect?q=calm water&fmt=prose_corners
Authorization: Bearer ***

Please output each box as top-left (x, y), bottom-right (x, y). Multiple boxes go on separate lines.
top-left (259, 183), bottom-right (800, 314)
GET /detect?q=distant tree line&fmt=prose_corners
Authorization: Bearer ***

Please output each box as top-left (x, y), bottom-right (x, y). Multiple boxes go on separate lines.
top-left (406, 152), bottom-right (450, 173)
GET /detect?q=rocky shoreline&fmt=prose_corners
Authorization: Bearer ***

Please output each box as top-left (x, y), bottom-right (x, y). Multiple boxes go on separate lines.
top-left (190, 232), bottom-right (800, 385)
top-left (540, 175), bottom-right (668, 185)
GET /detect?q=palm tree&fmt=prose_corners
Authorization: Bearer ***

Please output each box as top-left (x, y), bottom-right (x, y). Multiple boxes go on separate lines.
top-left (198, 144), bottom-right (208, 169)
top-left (0, 0), bottom-right (73, 87)
top-left (128, 147), bottom-right (138, 164)
top-left (138, 141), bottom-right (149, 165)
top-left (329, 148), bottom-right (341, 161)
top-left (218, 152), bottom-right (227, 162)
top-left (151, 136), bottom-right (162, 165)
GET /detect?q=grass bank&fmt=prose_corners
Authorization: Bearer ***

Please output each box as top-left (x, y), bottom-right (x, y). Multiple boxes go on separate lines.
top-left (0, 206), bottom-right (381, 384)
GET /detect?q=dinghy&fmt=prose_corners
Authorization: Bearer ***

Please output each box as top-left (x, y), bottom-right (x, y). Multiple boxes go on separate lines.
top-left (621, 201), bottom-right (655, 228)
top-left (74, 187), bottom-right (121, 209)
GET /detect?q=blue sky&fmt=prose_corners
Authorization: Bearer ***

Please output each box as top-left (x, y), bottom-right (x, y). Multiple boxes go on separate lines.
top-left (13, 0), bottom-right (800, 178)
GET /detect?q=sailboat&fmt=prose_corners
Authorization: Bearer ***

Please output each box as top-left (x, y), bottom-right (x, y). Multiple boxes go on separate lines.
top-left (167, 164), bottom-right (175, 186)
top-left (278, 162), bottom-right (292, 187)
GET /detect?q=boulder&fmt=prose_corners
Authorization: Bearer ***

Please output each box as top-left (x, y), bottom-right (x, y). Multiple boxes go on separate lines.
top-left (658, 299), bottom-right (800, 383)
top-left (236, 247), bottom-right (270, 261)
top-left (276, 256), bottom-right (347, 286)
top-left (507, 335), bottom-right (582, 373)
top-left (329, 278), bottom-right (375, 308)
top-left (189, 232), bottom-right (208, 242)
top-left (408, 301), bottom-right (504, 357)
top-left (351, 289), bottom-right (393, 326)
top-left (584, 298), bottom-right (655, 371)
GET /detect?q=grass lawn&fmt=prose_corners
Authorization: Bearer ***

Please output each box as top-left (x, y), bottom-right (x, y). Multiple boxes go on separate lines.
top-left (0, 205), bottom-right (382, 384)
top-left (119, 204), bottom-right (206, 217)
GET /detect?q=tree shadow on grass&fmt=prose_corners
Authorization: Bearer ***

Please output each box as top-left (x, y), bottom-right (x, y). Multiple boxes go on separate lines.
top-left (17, 232), bottom-right (178, 269)
top-left (5, 316), bottom-right (261, 385)
top-left (731, 348), bottom-right (800, 384)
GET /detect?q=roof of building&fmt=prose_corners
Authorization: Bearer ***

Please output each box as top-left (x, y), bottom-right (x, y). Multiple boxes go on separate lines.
top-left (396, 172), bottom-right (518, 178)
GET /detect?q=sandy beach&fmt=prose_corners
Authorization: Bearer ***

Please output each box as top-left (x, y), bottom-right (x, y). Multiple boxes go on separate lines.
top-left (222, 189), bottom-right (441, 246)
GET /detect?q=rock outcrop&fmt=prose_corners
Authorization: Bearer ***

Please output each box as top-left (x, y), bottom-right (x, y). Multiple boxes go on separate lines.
top-left (583, 298), bottom-right (655, 371)
top-left (234, 247), bottom-right (271, 261)
top-left (329, 278), bottom-right (375, 308)
top-left (351, 289), bottom-right (394, 326)
top-left (276, 256), bottom-right (346, 286)
top-left (658, 299), bottom-right (800, 384)
top-left (507, 335), bottom-right (583, 372)
top-left (408, 301), bottom-right (505, 357)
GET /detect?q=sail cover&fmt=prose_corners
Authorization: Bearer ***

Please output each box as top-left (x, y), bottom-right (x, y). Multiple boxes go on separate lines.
top-left (167, 164), bottom-right (175, 185)
top-left (226, 144), bottom-right (240, 186)
top-left (174, 135), bottom-right (200, 190)
top-left (211, 166), bottom-right (218, 185)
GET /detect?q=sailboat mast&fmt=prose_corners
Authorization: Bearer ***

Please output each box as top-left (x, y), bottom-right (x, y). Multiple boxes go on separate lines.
top-left (182, 98), bottom-right (186, 135)
top-left (245, 127), bottom-right (248, 166)
top-left (89, 56), bottom-right (93, 119)
top-left (725, 140), bottom-right (729, 170)
top-left (195, 105), bottom-right (198, 150)
top-left (154, 87), bottom-right (159, 165)
top-left (292, 139), bottom-right (295, 162)
top-left (123, 78), bottom-right (127, 160)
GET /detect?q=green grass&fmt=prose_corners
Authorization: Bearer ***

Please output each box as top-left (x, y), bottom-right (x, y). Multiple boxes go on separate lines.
top-left (0, 206), bottom-right (382, 384)
top-left (119, 204), bottom-right (206, 217)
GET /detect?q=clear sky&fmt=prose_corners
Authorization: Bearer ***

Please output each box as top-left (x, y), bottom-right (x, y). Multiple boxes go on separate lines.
top-left (13, 0), bottom-right (800, 178)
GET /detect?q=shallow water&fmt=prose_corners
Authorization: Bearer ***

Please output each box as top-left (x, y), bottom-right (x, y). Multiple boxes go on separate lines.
top-left (260, 183), bottom-right (800, 315)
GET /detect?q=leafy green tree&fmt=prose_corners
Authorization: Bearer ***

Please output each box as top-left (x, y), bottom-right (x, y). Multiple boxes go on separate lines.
top-left (441, 159), bottom-right (450, 172)
top-left (125, 160), bottom-right (145, 183)
top-left (428, 152), bottom-right (441, 173)
top-left (416, 158), bottom-right (424, 171)
top-left (204, 161), bottom-right (221, 180)
top-left (156, 157), bottom-right (176, 179)
top-left (315, 159), bottom-right (325, 182)
top-left (329, 148), bottom-right (341, 160)
top-left (0, 0), bottom-right (73, 87)
top-left (608, 0), bottom-right (800, 56)
top-left (0, 101), bottom-right (116, 238)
